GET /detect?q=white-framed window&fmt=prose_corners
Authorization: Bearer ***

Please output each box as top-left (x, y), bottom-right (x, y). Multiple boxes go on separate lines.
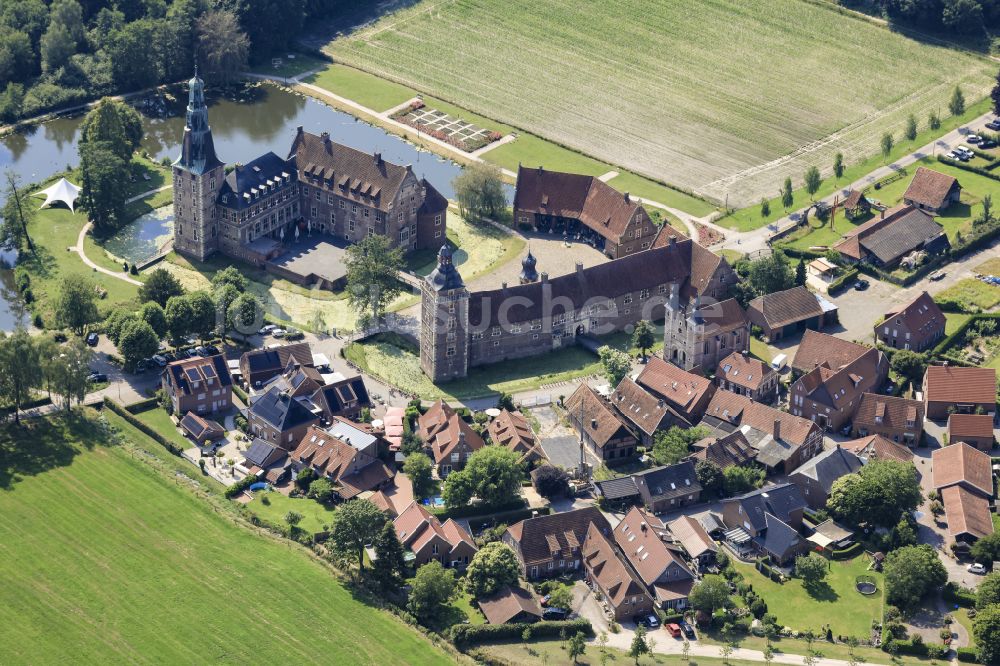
top-left (435, 214), bottom-right (443, 225)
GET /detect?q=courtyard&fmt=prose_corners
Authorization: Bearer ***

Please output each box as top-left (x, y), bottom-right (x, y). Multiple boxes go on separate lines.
top-left (267, 235), bottom-right (349, 289)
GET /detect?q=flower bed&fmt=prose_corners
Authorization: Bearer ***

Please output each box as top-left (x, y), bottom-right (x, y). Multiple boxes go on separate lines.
top-left (392, 102), bottom-right (503, 153)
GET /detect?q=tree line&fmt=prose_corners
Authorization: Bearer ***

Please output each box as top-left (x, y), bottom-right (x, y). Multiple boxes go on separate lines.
top-left (0, 329), bottom-right (94, 423)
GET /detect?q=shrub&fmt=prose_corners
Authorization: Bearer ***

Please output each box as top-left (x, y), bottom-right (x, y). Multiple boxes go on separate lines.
top-left (224, 475), bottom-right (256, 499)
top-left (449, 619), bottom-right (592, 647)
top-left (103, 398), bottom-right (182, 455)
top-left (943, 582), bottom-right (976, 608)
top-left (956, 647), bottom-right (980, 663)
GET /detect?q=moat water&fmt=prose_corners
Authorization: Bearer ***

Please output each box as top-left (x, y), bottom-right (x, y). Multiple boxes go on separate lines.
top-left (0, 83), bottom-right (496, 328)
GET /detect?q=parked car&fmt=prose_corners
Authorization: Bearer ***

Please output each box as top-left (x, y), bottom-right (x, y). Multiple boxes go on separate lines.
top-left (258, 324), bottom-right (277, 336)
top-left (151, 354), bottom-right (167, 367)
top-left (203, 345), bottom-right (219, 355)
top-left (666, 623), bottom-right (682, 638)
top-left (86, 332), bottom-right (99, 346)
top-left (542, 607), bottom-right (568, 621)
top-left (854, 279), bottom-right (869, 291)
top-left (186, 348), bottom-right (200, 358)
top-left (967, 134), bottom-right (982, 144)
top-left (284, 329), bottom-right (304, 341)
top-left (946, 151), bottom-right (960, 160)
top-left (634, 614), bottom-right (660, 629)
top-left (929, 270), bottom-right (946, 281)
top-left (540, 594), bottom-right (551, 607)
top-left (986, 120), bottom-right (1000, 131)
top-left (272, 329), bottom-right (287, 338)
top-left (87, 372), bottom-right (108, 383)
top-left (981, 139), bottom-right (997, 149)
top-left (969, 563), bottom-right (987, 574)
top-left (680, 621), bottom-right (696, 639)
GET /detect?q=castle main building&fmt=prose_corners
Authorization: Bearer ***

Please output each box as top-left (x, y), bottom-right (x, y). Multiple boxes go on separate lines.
top-left (171, 71), bottom-right (448, 283)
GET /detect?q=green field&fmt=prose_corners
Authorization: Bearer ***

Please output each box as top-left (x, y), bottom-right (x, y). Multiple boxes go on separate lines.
top-left (0, 411), bottom-right (449, 664)
top-left (937, 278), bottom-right (1000, 311)
top-left (329, 0), bottom-right (993, 207)
top-left (133, 407), bottom-right (192, 451)
top-left (245, 489), bottom-right (337, 535)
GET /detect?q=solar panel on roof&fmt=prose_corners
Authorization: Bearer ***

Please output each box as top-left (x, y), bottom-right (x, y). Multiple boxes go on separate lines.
top-left (185, 367), bottom-right (201, 382)
top-left (202, 364), bottom-right (217, 379)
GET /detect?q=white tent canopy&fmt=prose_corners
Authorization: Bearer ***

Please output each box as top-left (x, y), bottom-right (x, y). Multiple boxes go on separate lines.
top-left (34, 177), bottom-right (82, 213)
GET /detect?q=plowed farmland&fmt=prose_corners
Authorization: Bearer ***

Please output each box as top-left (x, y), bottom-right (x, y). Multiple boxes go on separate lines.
top-left (329, 0), bottom-right (994, 206)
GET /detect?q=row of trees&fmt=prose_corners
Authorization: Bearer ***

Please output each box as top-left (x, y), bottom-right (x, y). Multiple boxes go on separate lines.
top-left (880, 0), bottom-right (1000, 34)
top-left (0, 329), bottom-right (94, 423)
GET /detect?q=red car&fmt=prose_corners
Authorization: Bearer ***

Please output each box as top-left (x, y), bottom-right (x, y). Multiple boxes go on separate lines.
top-left (667, 623), bottom-right (682, 638)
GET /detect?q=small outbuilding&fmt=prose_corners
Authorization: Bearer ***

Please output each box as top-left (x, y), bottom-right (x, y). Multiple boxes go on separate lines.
top-left (180, 411), bottom-right (226, 445)
top-left (477, 585), bottom-right (543, 625)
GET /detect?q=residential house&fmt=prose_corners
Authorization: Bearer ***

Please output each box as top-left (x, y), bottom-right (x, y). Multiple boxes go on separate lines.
top-left (179, 412), bottom-right (225, 445)
top-left (852, 393), bottom-right (924, 446)
top-left (903, 167), bottom-right (961, 214)
top-left (565, 384), bottom-right (638, 461)
top-left (394, 501), bottom-right (478, 567)
top-left (582, 522), bottom-right (656, 621)
top-left (721, 484), bottom-right (809, 565)
top-left (841, 190), bottom-right (871, 220)
top-left (630, 461), bottom-right (702, 513)
top-left (789, 346), bottom-right (888, 432)
top-left (613, 507), bottom-right (695, 610)
top-left (875, 292), bottom-right (945, 352)
top-left (701, 389), bottom-right (824, 474)
top-left (636, 356), bottom-right (717, 423)
top-left (417, 400), bottom-right (486, 476)
top-left (941, 485), bottom-right (995, 543)
top-left (792, 330), bottom-right (868, 377)
top-left (715, 351), bottom-right (779, 403)
top-left (610, 376), bottom-right (687, 447)
top-left (487, 409), bottom-right (545, 464)
top-left (833, 204), bottom-right (949, 268)
top-left (247, 385), bottom-right (321, 449)
top-left (503, 506), bottom-right (610, 579)
top-left (324, 417), bottom-right (383, 459)
top-left (368, 473), bottom-right (415, 518)
top-left (689, 431), bottom-right (756, 471)
top-left (839, 435), bottom-right (914, 465)
top-left (238, 438), bottom-right (290, 484)
top-left (261, 363), bottom-right (323, 398)
top-left (667, 515), bottom-right (718, 568)
top-left (239, 342), bottom-right (313, 389)
top-left (162, 354), bottom-right (233, 416)
top-left (310, 375), bottom-right (372, 422)
top-left (288, 425), bottom-right (394, 500)
top-left (932, 443), bottom-right (995, 544)
top-left (948, 413), bottom-right (995, 452)
top-left (923, 366), bottom-right (997, 420)
top-left (478, 585), bottom-right (543, 625)
top-left (787, 446), bottom-right (863, 509)
top-left (746, 286), bottom-right (837, 342)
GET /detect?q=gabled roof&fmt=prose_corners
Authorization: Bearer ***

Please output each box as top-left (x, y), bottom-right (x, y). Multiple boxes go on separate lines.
top-left (758, 513), bottom-right (803, 561)
top-left (241, 342), bottom-right (313, 379)
top-left (487, 409), bottom-right (543, 460)
top-left (262, 363), bottom-right (323, 398)
top-left (180, 412), bottom-right (225, 441)
top-left (668, 515), bottom-right (718, 559)
top-left (417, 400), bottom-right (486, 464)
top-left (747, 286), bottom-right (824, 329)
top-left (636, 356), bottom-right (715, 416)
top-left (506, 507), bottom-right (610, 564)
top-left (932, 442), bottom-right (993, 497)
top-left (310, 375), bottom-right (371, 417)
top-left (842, 189), bottom-right (868, 210)
top-left (840, 435), bottom-right (914, 464)
top-left (882, 292), bottom-right (945, 339)
top-left (716, 352), bottom-right (773, 392)
top-left (789, 446), bottom-right (862, 494)
top-left (633, 461), bottom-right (702, 502)
top-left (924, 366), bottom-right (997, 405)
top-left (594, 476), bottom-right (642, 501)
top-left (164, 354), bottom-right (233, 396)
top-left (690, 430), bottom-right (756, 470)
top-left (611, 376), bottom-right (686, 437)
top-left (792, 330), bottom-right (868, 374)
top-left (703, 389), bottom-right (820, 448)
top-left (903, 167), bottom-right (959, 210)
top-left (477, 585), bottom-right (542, 625)
top-left (724, 483), bottom-right (807, 532)
top-left (613, 507), bottom-right (692, 586)
top-left (243, 438), bottom-right (288, 469)
top-left (834, 204), bottom-right (945, 264)
top-left (565, 384), bottom-right (633, 448)
top-left (218, 151), bottom-right (296, 210)
top-left (854, 393), bottom-right (923, 433)
top-left (582, 522), bottom-right (651, 608)
top-left (289, 425), bottom-right (392, 499)
top-left (948, 413), bottom-right (995, 441)
top-left (941, 485), bottom-right (995, 540)
top-left (248, 386), bottom-right (319, 432)
top-left (793, 347), bottom-right (887, 412)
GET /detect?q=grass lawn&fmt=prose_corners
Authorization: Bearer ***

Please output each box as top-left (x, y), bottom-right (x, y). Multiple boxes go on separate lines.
top-left (132, 407), bottom-right (191, 451)
top-left (0, 410), bottom-right (449, 664)
top-left (256, 53), bottom-right (329, 79)
top-left (244, 489), bottom-right (337, 535)
top-left (953, 607), bottom-right (976, 650)
top-left (698, 632), bottom-right (918, 666)
top-left (749, 336), bottom-right (778, 364)
top-left (945, 313), bottom-right (973, 336)
top-left (450, 590), bottom-right (486, 625)
top-left (304, 63), bottom-right (416, 112)
top-left (976, 257), bottom-right (1000, 275)
top-left (936, 278), bottom-right (1000, 311)
top-left (730, 555), bottom-right (884, 639)
top-left (475, 639), bottom-right (769, 666)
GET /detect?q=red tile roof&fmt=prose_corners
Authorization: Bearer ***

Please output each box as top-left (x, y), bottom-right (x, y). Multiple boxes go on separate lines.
top-left (840, 435), bottom-right (914, 464)
top-left (903, 167), bottom-right (959, 210)
top-left (290, 426), bottom-right (393, 499)
top-left (611, 376), bottom-right (686, 436)
top-left (583, 522), bottom-right (652, 609)
top-left (418, 400), bottom-right (486, 465)
top-left (565, 384), bottom-right (632, 448)
top-left (941, 485), bottom-right (995, 540)
top-left (703, 389), bottom-right (820, 448)
top-left (477, 585), bottom-right (542, 624)
top-left (747, 286), bottom-right (824, 329)
top-left (792, 330), bottom-right (868, 374)
top-left (932, 443), bottom-right (993, 497)
top-left (948, 413), bottom-right (995, 441)
top-left (924, 366), bottom-right (997, 405)
top-left (613, 507), bottom-right (691, 586)
top-left (636, 356), bottom-right (715, 416)
top-left (882, 291), bottom-right (945, 341)
top-left (853, 393), bottom-right (924, 433)
top-left (717, 351), bottom-right (774, 392)
top-left (487, 409), bottom-right (543, 461)
top-left (668, 515), bottom-right (718, 559)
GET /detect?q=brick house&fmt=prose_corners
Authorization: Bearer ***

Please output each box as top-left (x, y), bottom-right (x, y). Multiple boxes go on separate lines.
top-left (636, 356), bottom-right (717, 423)
top-left (310, 374), bottom-right (373, 423)
top-left (852, 393), bottom-right (924, 446)
top-left (923, 366), bottom-right (997, 420)
top-left (503, 506), bottom-right (610, 579)
top-left (610, 376), bottom-right (687, 447)
top-left (288, 425), bottom-right (394, 501)
top-left (613, 507), bottom-right (695, 610)
top-left (792, 330), bottom-right (869, 377)
top-left (668, 515), bottom-right (718, 568)
top-left (239, 342), bottom-right (313, 390)
top-left (247, 385), bottom-right (320, 450)
top-left (715, 351), bottom-right (779, 403)
top-left (903, 167), bottom-right (961, 214)
top-left (932, 443), bottom-right (995, 544)
top-left (875, 292), bottom-right (945, 352)
top-left (394, 501), bottom-right (478, 568)
top-left (417, 400), bottom-right (486, 477)
top-left (582, 522), bottom-right (656, 621)
top-left (833, 204), bottom-right (949, 268)
top-left (632, 461), bottom-right (702, 513)
top-left (789, 346), bottom-right (888, 432)
top-left (787, 446), bottom-right (863, 509)
top-left (565, 384), bottom-right (638, 461)
top-left (747, 286), bottom-right (837, 342)
top-left (688, 430), bottom-right (756, 471)
top-left (162, 354), bottom-right (233, 416)
top-left (487, 409), bottom-right (545, 464)
top-left (948, 413), bottom-right (995, 452)
top-left (721, 484), bottom-right (808, 565)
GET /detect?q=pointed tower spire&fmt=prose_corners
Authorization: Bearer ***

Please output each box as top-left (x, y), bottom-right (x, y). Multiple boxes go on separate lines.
top-left (174, 68), bottom-right (223, 174)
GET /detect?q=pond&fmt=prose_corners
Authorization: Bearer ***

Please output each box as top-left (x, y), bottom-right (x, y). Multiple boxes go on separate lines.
top-left (103, 206), bottom-right (175, 265)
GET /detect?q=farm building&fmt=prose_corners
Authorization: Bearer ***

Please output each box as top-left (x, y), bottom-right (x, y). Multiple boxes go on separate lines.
top-left (746, 286), bottom-right (837, 342)
top-left (841, 190), bottom-right (871, 220)
top-left (902, 167), bottom-right (961, 214)
top-left (833, 204), bottom-right (949, 268)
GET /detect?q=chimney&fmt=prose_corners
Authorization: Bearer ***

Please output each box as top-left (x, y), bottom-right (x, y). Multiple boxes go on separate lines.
top-left (657, 399), bottom-right (665, 410)
top-left (590, 418), bottom-right (598, 430)
top-left (541, 272), bottom-right (549, 283)
top-left (773, 419), bottom-right (781, 442)
top-left (741, 350), bottom-right (749, 358)
top-left (880, 209), bottom-right (885, 220)
top-left (669, 235), bottom-right (677, 247)
top-left (575, 261), bottom-right (584, 276)
top-left (624, 192), bottom-right (630, 203)
top-left (538, 165), bottom-right (544, 173)
top-left (296, 125), bottom-right (304, 135)
top-left (321, 131), bottom-right (330, 143)
top-left (374, 152), bottom-right (382, 164)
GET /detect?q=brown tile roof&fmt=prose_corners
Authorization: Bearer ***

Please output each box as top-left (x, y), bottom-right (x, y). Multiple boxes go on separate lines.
top-left (903, 167), bottom-right (959, 210)
top-left (636, 356), bottom-right (716, 416)
top-left (717, 351), bottom-right (774, 392)
top-left (882, 292), bottom-right (945, 340)
top-left (613, 507), bottom-right (691, 586)
top-left (842, 190), bottom-right (867, 210)
top-left (833, 204), bottom-right (943, 264)
top-left (291, 129), bottom-right (414, 212)
top-left (792, 330), bottom-right (868, 374)
top-left (165, 353), bottom-right (233, 396)
top-left (932, 443), bottom-right (993, 497)
top-left (793, 347), bottom-right (887, 412)
top-left (941, 485), bottom-right (995, 540)
top-left (703, 389), bottom-right (820, 448)
top-left (949, 413), bottom-right (995, 442)
top-left (418, 400), bottom-right (486, 465)
top-left (668, 515), bottom-right (718, 559)
top-left (506, 506), bottom-right (610, 565)
top-left (853, 393), bottom-right (924, 433)
top-left (611, 376), bottom-right (686, 436)
top-left (368, 490), bottom-right (394, 515)
top-left (487, 410), bottom-right (544, 461)
top-left (690, 430), bottom-right (756, 469)
top-left (840, 435), bottom-right (914, 463)
top-left (924, 366), bottom-right (997, 405)
top-left (289, 426), bottom-right (393, 499)
top-left (565, 384), bottom-right (632, 448)
top-left (477, 585), bottom-right (542, 624)
top-left (394, 501), bottom-right (477, 558)
top-left (747, 286), bottom-right (824, 329)
top-left (692, 298), bottom-right (749, 335)
top-left (583, 522), bottom-right (652, 609)
top-left (514, 165), bottom-right (647, 242)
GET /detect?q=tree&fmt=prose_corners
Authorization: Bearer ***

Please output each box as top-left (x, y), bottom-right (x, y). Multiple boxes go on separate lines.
top-left (928, 110), bottom-right (941, 130)
top-left (40, 0), bottom-right (83, 73)
top-left (689, 575), bottom-right (731, 614)
top-left (370, 520), bottom-right (407, 593)
top-left (1, 171), bottom-right (36, 255)
top-left (55, 274), bottom-right (99, 335)
top-left (883, 544), bottom-right (947, 610)
top-left (971, 532), bottom-right (1000, 566)
top-left (763, 642), bottom-right (774, 666)
top-left (465, 542), bottom-right (520, 597)
top-left (568, 632), bottom-right (587, 664)
top-left (904, 113), bottom-right (918, 142)
top-left (880, 133), bottom-right (894, 162)
top-left (972, 603), bottom-right (1000, 665)
top-left (632, 320), bottom-right (655, 361)
top-left (747, 250), bottom-right (795, 296)
top-left (598, 345), bottom-right (631, 387)
top-left (80, 97), bottom-right (143, 161)
top-left (0, 329), bottom-right (39, 424)
top-left (228, 292), bottom-right (261, 336)
top-left (186, 291), bottom-right (218, 340)
top-left (443, 445), bottom-right (523, 508)
top-left (950, 86), bottom-right (966, 117)
top-left (345, 235), bottom-right (403, 330)
top-left (46, 338), bottom-right (94, 410)
top-left (402, 452), bottom-right (434, 500)
top-left (975, 572), bottom-right (1000, 609)
top-left (329, 498), bottom-right (387, 572)
top-left (196, 10), bottom-right (250, 85)
top-left (652, 425), bottom-right (707, 465)
top-left (795, 258), bottom-right (807, 287)
top-left (804, 166), bottom-right (821, 200)
top-left (140, 268), bottom-right (184, 307)
top-left (453, 162), bottom-right (508, 221)
top-left (795, 553), bottom-right (829, 589)
top-left (629, 625), bottom-right (649, 664)
top-left (827, 460), bottom-right (922, 528)
top-left (211, 265), bottom-right (248, 293)
top-left (441, 468), bottom-right (476, 508)
top-left (408, 561), bottom-right (456, 623)
top-left (532, 464), bottom-right (571, 499)
top-left (889, 350), bottom-right (927, 385)
top-left (496, 391), bottom-right (515, 412)
top-left (760, 198), bottom-right (771, 218)
top-left (284, 511), bottom-right (302, 529)
top-left (977, 193), bottom-right (994, 227)
top-left (696, 459), bottom-right (723, 497)
top-left (723, 463), bottom-right (765, 495)
top-left (307, 478), bottom-right (335, 503)
top-left (781, 177), bottom-right (794, 209)
top-left (139, 301), bottom-right (168, 338)
top-left (833, 153), bottom-right (845, 179)
top-left (118, 319), bottom-right (159, 371)
top-left (165, 294), bottom-right (195, 341)
top-left (547, 584), bottom-right (574, 611)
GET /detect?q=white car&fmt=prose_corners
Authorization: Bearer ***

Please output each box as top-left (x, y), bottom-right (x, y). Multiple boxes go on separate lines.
top-left (968, 563), bottom-right (987, 575)
top-left (258, 324), bottom-right (277, 335)
top-left (967, 134), bottom-right (982, 144)
top-left (272, 329), bottom-right (287, 338)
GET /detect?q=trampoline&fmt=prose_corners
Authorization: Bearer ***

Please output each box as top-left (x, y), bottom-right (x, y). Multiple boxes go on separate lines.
top-left (855, 575), bottom-right (878, 595)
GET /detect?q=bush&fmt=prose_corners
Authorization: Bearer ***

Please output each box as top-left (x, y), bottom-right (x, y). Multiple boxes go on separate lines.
top-left (103, 398), bottom-right (182, 455)
top-left (943, 582), bottom-right (977, 608)
top-left (450, 618), bottom-right (592, 647)
top-left (232, 384), bottom-right (249, 404)
top-left (224, 475), bottom-right (256, 499)
top-left (827, 267), bottom-right (860, 295)
top-left (125, 397), bottom-right (159, 414)
top-left (956, 647), bottom-right (980, 663)
top-left (830, 543), bottom-right (862, 560)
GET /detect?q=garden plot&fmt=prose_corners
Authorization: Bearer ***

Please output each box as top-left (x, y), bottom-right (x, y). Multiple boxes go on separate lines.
top-left (393, 102), bottom-right (500, 152)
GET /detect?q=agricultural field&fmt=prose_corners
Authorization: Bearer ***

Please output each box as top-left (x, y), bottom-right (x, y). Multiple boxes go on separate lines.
top-left (328, 0), bottom-right (994, 207)
top-left (0, 411), bottom-right (449, 664)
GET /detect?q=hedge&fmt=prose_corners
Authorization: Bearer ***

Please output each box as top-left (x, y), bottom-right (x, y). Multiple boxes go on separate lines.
top-left (943, 582), bottom-right (976, 608)
top-left (432, 498), bottom-right (528, 521)
top-left (957, 647), bottom-right (980, 663)
top-left (0, 395), bottom-right (52, 417)
top-left (125, 397), bottom-right (159, 414)
top-left (830, 543), bottom-right (862, 560)
top-left (104, 397), bottom-right (183, 456)
top-left (467, 506), bottom-right (551, 533)
top-left (939, 155), bottom-right (1000, 180)
top-left (885, 638), bottom-right (929, 656)
top-left (450, 618), bottom-right (592, 647)
top-left (225, 474), bottom-right (257, 499)
top-left (932, 313), bottom-right (1000, 354)
top-left (827, 267), bottom-right (860, 295)
top-left (232, 384), bottom-right (249, 404)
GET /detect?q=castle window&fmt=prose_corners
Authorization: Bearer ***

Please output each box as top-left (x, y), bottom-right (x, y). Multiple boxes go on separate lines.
top-left (446, 347), bottom-right (456, 357)
top-left (363, 208), bottom-right (370, 218)
top-left (398, 212), bottom-right (404, 222)
top-left (493, 341), bottom-right (500, 347)
top-left (310, 207), bottom-right (317, 219)
top-left (368, 227), bottom-right (375, 237)
top-left (349, 219), bottom-right (355, 232)
top-left (328, 195), bottom-right (334, 204)
top-left (511, 325), bottom-right (521, 334)
top-left (659, 285), bottom-right (668, 293)
top-left (623, 295), bottom-right (632, 305)
top-left (352, 204), bottom-right (358, 214)
top-left (640, 289), bottom-right (649, 299)
top-left (210, 179), bottom-right (216, 190)
top-left (339, 200), bottom-right (346, 210)
top-left (400, 228), bottom-right (410, 242)
top-left (435, 231), bottom-right (442, 238)
top-left (491, 327), bottom-right (501, 337)
top-left (330, 212), bottom-right (336, 224)
top-left (222, 195), bottom-right (228, 204)
top-left (435, 214), bottom-right (442, 225)
top-left (315, 190), bottom-right (320, 200)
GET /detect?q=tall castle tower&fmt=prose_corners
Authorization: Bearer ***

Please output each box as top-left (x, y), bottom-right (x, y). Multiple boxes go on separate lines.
top-left (420, 245), bottom-right (470, 383)
top-left (172, 68), bottom-right (225, 260)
